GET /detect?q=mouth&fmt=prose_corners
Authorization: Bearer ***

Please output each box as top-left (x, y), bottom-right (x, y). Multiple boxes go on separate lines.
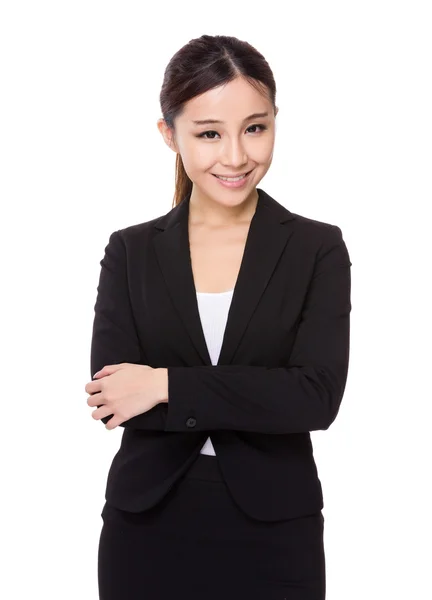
top-left (212, 169), bottom-right (253, 182)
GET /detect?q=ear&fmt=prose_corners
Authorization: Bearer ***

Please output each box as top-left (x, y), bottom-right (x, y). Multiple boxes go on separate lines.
top-left (157, 118), bottom-right (179, 153)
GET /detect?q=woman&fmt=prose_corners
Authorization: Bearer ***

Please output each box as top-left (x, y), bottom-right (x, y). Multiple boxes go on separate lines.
top-left (86, 34), bottom-right (352, 600)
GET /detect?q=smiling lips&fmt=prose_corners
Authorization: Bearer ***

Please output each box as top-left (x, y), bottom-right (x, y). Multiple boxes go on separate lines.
top-left (212, 169), bottom-right (253, 189)
top-left (213, 170), bottom-right (252, 181)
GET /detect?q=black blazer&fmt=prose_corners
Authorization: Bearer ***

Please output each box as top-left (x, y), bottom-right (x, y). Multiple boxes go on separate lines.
top-left (90, 187), bottom-right (352, 522)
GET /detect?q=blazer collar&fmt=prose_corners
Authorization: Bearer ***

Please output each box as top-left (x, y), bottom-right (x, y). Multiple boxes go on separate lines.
top-left (152, 188), bottom-right (297, 366)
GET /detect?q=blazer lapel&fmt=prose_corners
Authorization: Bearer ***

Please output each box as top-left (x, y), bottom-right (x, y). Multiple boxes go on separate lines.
top-left (152, 188), bottom-right (296, 366)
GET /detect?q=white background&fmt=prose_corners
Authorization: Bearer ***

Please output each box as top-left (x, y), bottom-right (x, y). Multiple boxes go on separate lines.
top-left (1, 1), bottom-right (431, 598)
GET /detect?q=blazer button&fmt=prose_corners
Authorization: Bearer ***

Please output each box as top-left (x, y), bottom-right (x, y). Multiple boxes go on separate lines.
top-left (186, 417), bottom-right (197, 428)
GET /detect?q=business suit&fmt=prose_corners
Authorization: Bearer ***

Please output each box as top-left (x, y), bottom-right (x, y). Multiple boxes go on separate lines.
top-left (93, 187), bottom-right (352, 598)
top-left (91, 186), bottom-right (352, 526)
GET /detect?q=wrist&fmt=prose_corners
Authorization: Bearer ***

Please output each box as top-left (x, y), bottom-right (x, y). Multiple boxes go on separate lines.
top-left (155, 368), bottom-right (169, 403)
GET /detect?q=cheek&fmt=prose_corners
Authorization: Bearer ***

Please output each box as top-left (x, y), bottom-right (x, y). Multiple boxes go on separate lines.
top-left (254, 138), bottom-right (275, 163)
top-left (182, 145), bottom-right (215, 174)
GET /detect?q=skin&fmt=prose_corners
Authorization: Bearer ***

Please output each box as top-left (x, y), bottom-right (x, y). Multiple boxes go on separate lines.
top-left (86, 76), bottom-right (278, 429)
top-left (157, 75), bottom-right (278, 228)
top-left (86, 364), bottom-right (168, 430)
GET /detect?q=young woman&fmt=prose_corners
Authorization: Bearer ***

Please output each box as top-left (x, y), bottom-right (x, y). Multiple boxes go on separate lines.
top-left (86, 34), bottom-right (352, 600)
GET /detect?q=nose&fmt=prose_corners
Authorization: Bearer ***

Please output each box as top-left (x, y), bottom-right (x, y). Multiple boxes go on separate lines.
top-left (219, 136), bottom-right (248, 170)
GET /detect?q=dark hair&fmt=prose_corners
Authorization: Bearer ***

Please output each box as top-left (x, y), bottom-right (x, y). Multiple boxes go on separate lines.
top-left (159, 35), bottom-right (277, 208)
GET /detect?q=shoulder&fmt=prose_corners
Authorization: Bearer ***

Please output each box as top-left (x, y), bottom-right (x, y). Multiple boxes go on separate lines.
top-left (294, 211), bottom-right (341, 230)
top-left (117, 214), bottom-right (163, 240)
top-left (98, 212), bottom-right (166, 265)
top-left (282, 210), bottom-right (350, 267)
top-left (109, 208), bottom-right (171, 251)
top-left (286, 210), bottom-right (346, 256)
top-left (261, 189), bottom-right (344, 246)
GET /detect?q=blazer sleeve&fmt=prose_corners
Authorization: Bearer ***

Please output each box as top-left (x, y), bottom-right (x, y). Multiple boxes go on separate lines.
top-left (90, 229), bottom-right (167, 430)
top-left (164, 225), bottom-right (352, 434)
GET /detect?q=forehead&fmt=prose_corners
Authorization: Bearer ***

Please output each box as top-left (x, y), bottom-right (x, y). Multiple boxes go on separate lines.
top-left (179, 78), bottom-right (271, 123)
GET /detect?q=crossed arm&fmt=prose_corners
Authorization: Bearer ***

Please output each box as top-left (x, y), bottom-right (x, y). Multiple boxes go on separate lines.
top-left (90, 226), bottom-right (352, 434)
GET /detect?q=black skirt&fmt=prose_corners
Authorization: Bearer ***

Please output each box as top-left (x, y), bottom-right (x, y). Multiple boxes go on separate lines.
top-left (98, 453), bottom-right (326, 600)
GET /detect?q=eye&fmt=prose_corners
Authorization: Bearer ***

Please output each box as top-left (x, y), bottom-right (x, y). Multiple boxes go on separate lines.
top-left (196, 124), bottom-right (268, 139)
top-left (247, 124), bottom-right (267, 134)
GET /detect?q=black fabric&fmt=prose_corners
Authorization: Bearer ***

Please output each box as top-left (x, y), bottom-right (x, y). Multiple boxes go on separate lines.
top-left (98, 453), bottom-right (326, 600)
top-left (90, 187), bottom-right (351, 521)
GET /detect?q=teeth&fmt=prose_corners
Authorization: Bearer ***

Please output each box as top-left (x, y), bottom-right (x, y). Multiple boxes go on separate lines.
top-left (216, 173), bottom-right (247, 182)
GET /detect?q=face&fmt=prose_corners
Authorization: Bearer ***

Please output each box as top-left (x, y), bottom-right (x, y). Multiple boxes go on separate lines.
top-left (158, 76), bottom-right (278, 210)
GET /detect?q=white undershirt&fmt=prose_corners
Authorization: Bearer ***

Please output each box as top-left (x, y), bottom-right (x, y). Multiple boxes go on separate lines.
top-left (195, 288), bottom-right (234, 456)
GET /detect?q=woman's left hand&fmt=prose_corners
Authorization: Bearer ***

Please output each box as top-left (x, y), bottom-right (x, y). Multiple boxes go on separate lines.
top-left (85, 363), bottom-right (165, 430)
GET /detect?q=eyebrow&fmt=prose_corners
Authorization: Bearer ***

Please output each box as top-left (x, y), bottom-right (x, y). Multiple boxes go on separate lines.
top-left (191, 112), bottom-right (269, 126)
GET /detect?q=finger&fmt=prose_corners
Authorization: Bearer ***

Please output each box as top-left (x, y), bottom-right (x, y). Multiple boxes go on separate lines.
top-left (92, 366), bottom-right (110, 378)
top-left (96, 364), bottom-right (125, 378)
top-left (92, 369), bottom-right (106, 379)
top-left (87, 392), bottom-right (102, 407)
top-left (85, 379), bottom-right (102, 394)
top-left (105, 415), bottom-right (123, 430)
top-left (91, 405), bottom-right (113, 421)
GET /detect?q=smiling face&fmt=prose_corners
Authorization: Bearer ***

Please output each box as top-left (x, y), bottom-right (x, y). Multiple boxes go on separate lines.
top-left (158, 76), bottom-right (278, 212)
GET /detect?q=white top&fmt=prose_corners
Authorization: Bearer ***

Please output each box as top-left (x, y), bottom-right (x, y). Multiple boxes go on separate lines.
top-left (195, 288), bottom-right (234, 456)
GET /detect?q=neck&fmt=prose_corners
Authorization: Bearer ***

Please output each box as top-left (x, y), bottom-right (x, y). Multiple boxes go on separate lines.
top-left (188, 188), bottom-right (259, 228)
